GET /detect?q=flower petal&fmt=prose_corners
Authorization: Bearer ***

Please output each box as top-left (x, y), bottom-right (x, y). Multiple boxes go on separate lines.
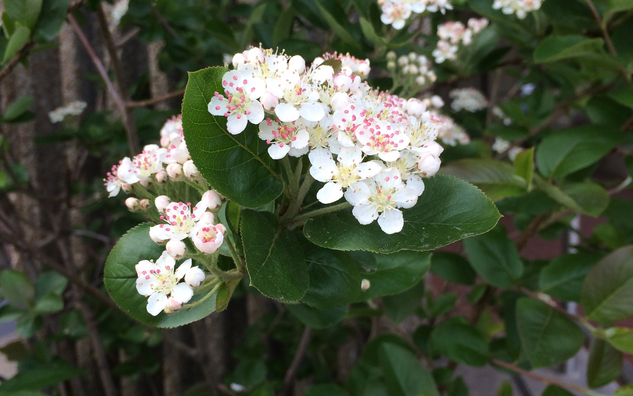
top-left (317, 181), bottom-right (344, 204)
top-left (275, 103), bottom-right (301, 123)
top-left (299, 103), bottom-right (325, 122)
top-left (268, 143), bottom-right (291, 159)
top-left (246, 101), bottom-right (265, 124)
top-left (175, 259), bottom-right (192, 279)
top-left (352, 203), bottom-right (378, 225)
top-left (171, 283), bottom-right (194, 304)
top-left (226, 113), bottom-right (248, 135)
top-left (378, 209), bottom-right (404, 234)
top-left (147, 292), bottom-right (167, 316)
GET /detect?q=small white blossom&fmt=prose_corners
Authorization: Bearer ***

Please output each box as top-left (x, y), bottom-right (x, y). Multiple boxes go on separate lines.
top-left (449, 88), bottom-right (488, 112)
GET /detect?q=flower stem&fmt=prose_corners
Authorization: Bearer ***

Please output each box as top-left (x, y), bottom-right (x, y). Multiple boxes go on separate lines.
top-left (280, 173), bottom-right (314, 225)
top-left (281, 156), bottom-right (298, 197)
top-left (291, 202), bottom-right (351, 226)
top-left (182, 282), bottom-right (222, 310)
top-left (225, 237), bottom-right (245, 272)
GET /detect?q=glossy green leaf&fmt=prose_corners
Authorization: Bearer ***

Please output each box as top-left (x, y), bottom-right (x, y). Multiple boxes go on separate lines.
top-left (3, 25), bottom-right (31, 63)
top-left (379, 343), bottom-right (439, 396)
top-left (604, 327), bottom-right (633, 354)
top-left (2, 96), bottom-right (34, 122)
top-left (241, 210), bottom-right (308, 302)
top-left (4, 0), bottom-right (42, 29)
top-left (463, 225), bottom-right (523, 288)
top-left (536, 125), bottom-right (623, 179)
top-left (542, 385), bottom-right (574, 396)
top-left (302, 245), bottom-right (361, 309)
top-left (587, 338), bottom-right (622, 388)
top-left (0, 362), bottom-right (83, 392)
top-left (581, 245), bottom-right (633, 323)
top-left (516, 298), bottom-right (584, 368)
top-left (607, 0), bottom-right (633, 13)
top-left (514, 148), bottom-right (534, 188)
top-left (383, 281), bottom-right (424, 323)
top-left (354, 251), bottom-right (431, 301)
top-left (0, 270), bottom-right (34, 310)
top-left (440, 159), bottom-right (526, 201)
top-left (533, 35), bottom-right (604, 63)
top-left (430, 318), bottom-right (489, 366)
top-left (430, 252), bottom-right (476, 285)
top-left (286, 303), bottom-right (348, 329)
top-left (32, 0), bottom-right (69, 42)
top-left (539, 253), bottom-right (601, 302)
top-left (304, 175), bottom-right (500, 253)
top-left (182, 67), bottom-right (283, 208)
top-left (104, 223), bottom-right (219, 328)
top-left (559, 182), bottom-right (609, 217)
top-left (215, 278), bottom-right (241, 312)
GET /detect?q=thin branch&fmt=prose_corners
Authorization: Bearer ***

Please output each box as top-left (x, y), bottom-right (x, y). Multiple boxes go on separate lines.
top-left (151, 6), bottom-right (179, 38)
top-left (291, 202), bottom-right (352, 226)
top-left (116, 27), bottom-right (141, 47)
top-left (126, 89), bottom-right (185, 108)
top-left (282, 327), bottom-right (313, 396)
top-left (518, 287), bottom-right (596, 332)
top-left (0, 42), bottom-right (35, 83)
top-left (584, 0), bottom-right (619, 58)
top-left (516, 214), bottom-right (548, 251)
top-left (486, 69), bottom-right (504, 126)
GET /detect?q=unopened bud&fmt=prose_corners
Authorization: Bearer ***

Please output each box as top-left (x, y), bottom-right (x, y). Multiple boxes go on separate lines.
top-left (431, 95), bottom-right (444, 108)
top-left (361, 279), bottom-right (371, 291)
top-left (139, 178), bottom-right (152, 188)
top-left (199, 211), bottom-right (215, 225)
top-left (166, 239), bottom-right (187, 259)
top-left (260, 92), bottom-right (279, 111)
top-left (185, 266), bottom-right (205, 287)
top-left (139, 199), bottom-right (151, 211)
top-left (397, 55), bottom-right (408, 66)
top-left (408, 52), bottom-right (417, 61)
top-left (125, 197), bottom-right (140, 212)
top-left (421, 141), bottom-right (444, 157)
top-left (246, 47), bottom-right (264, 63)
top-left (215, 223), bottom-right (227, 235)
top-left (358, 63), bottom-right (370, 77)
top-left (387, 61), bottom-right (396, 71)
top-left (408, 65), bottom-right (418, 75)
top-left (415, 76), bottom-right (426, 86)
top-left (164, 297), bottom-right (182, 313)
top-left (160, 135), bottom-right (171, 148)
top-left (288, 55), bottom-right (306, 74)
top-left (167, 163), bottom-right (183, 180)
top-left (149, 225), bottom-right (167, 244)
top-left (417, 153), bottom-right (441, 177)
top-left (201, 190), bottom-right (223, 211)
top-left (155, 195), bottom-right (171, 214)
top-left (155, 170), bottom-right (168, 184)
top-left (122, 183), bottom-right (133, 193)
top-left (386, 51), bottom-right (396, 61)
top-left (183, 160), bottom-right (200, 179)
top-left (402, 65), bottom-right (410, 74)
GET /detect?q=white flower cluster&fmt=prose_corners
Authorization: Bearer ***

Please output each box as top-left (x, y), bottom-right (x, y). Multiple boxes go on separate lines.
top-left (48, 101), bottom-right (87, 123)
top-left (419, 96), bottom-right (470, 146)
top-left (387, 51), bottom-right (437, 91)
top-left (492, 138), bottom-right (524, 160)
top-left (493, 0), bottom-right (542, 19)
top-left (432, 18), bottom-right (489, 63)
top-left (209, 47), bottom-right (449, 234)
top-left (378, 0), bottom-right (453, 30)
top-left (449, 88), bottom-right (488, 112)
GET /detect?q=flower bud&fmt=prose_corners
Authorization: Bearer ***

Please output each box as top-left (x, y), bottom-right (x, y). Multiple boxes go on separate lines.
top-left (408, 65), bottom-right (419, 75)
top-left (331, 92), bottom-right (350, 112)
top-left (167, 163), bottom-right (183, 180)
top-left (215, 223), bottom-right (227, 235)
top-left (246, 47), bottom-right (264, 63)
top-left (155, 170), bottom-right (168, 184)
top-left (139, 199), bottom-right (151, 211)
top-left (386, 51), bottom-right (396, 61)
top-left (199, 211), bottom-right (215, 225)
top-left (232, 53), bottom-right (246, 67)
top-left (160, 135), bottom-right (171, 148)
top-left (185, 266), bottom-right (205, 287)
top-left (387, 61), bottom-right (396, 71)
top-left (183, 160), bottom-right (200, 179)
top-left (397, 55), bottom-right (408, 66)
top-left (260, 92), bottom-right (279, 111)
top-left (201, 190), bottom-right (223, 211)
top-left (155, 195), bottom-right (171, 214)
top-left (139, 178), bottom-right (152, 188)
top-left (417, 152), bottom-right (441, 177)
top-left (288, 55), bottom-right (306, 74)
top-left (358, 63), bottom-right (370, 77)
top-left (402, 65), bottom-right (410, 74)
top-left (417, 55), bottom-right (428, 65)
top-left (166, 239), bottom-right (187, 259)
top-left (415, 76), bottom-right (426, 86)
top-left (164, 297), bottom-right (182, 314)
top-left (122, 183), bottom-right (133, 193)
top-left (428, 71), bottom-right (437, 83)
top-left (361, 279), bottom-right (371, 291)
top-left (405, 98), bottom-right (426, 116)
top-left (125, 197), bottom-right (140, 212)
top-left (431, 95), bottom-right (444, 108)
top-left (149, 225), bottom-right (167, 244)
top-left (421, 141), bottom-right (444, 157)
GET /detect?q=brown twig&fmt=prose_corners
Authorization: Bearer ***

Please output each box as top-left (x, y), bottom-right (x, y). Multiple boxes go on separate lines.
top-left (282, 326), bottom-right (313, 396)
top-left (127, 89), bottom-right (186, 108)
top-left (0, 42), bottom-right (35, 83)
top-left (68, 14), bottom-right (139, 155)
top-left (584, 0), bottom-right (619, 58)
top-left (516, 214), bottom-right (548, 251)
top-left (151, 6), bottom-right (179, 38)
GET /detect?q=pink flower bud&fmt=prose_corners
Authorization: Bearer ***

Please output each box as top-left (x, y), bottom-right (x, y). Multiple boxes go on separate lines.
top-left (122, 183), bottom-right (133, 193)
top-left (160, 135), bottom-right (171, 148)
top-left (125, 197), bottom-right (140, 212)
top-left (183, 160), bottom-right (200, 179)
top-left (405, 98), bottom-right (426, 116)
top-left (216, 223), bottom-right (227, 235)
top-left (201, 190), bottom-right (222, 211)
top-left (331, 92), bottom-right (350, 112)
top-left (232, 53), bottom-right (246, 67)
top-left (199, 211), bottom-right (214, 225)
top-left (361, 279), bottom-right (371, 291)
top-left (288, 55), bottom-right (306, 74)
top-left (166, 239), bottom-right (186, 259)
top-left (155, 170), bottom-right (168, 184)
top-left (167, 163), bottom-right (183, 180)
top-left (139, 199), bottom-right (151, 211)
top-left (164, 298), bottom-right (182, 313)
top-left (155, 195), bottom-right (171, 214)
top-left (139, 178), bottom-right (152, 188)
top-left (149, 225), bottom-right (168, 244)
top-left (260, 92), bottom-right (279, 111)
top-left (421, 141), bottom-right (444, 157)
top-left (185, 267), bottom-right (205, 287)
top-left (417, 153), bottom-right (441, 177)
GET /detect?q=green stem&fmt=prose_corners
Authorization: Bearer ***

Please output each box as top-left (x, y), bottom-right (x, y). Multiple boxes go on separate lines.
top-left (292, 202), bottom-right (352, 226)
top-left (281, 156), bottom-right (297, 197)
top-left (225, 238), bottom-right (245, 272)
top-left (182, 178), bottom-right (207, 195)
top-left (280, 173), bottom-right (315, 224)
top-left (193, 276), bottom-right (220, 293)
top-left (182, 282), bottom-right (222, 310)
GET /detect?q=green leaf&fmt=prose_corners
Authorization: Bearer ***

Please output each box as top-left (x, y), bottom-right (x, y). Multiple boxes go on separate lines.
top-left (533, 35), bottom-right (604, 63)
top-left (535, 125), bottom-right (623, 179)
top-left (303, 175), bottom-right (500, 254)
top-left (607, 0), bottom-right (633, 13)
top-left (2, 96), bottom-right (34, 122)
top-left (559, 182), bottom-right (609, 217)
top-left (302, 245), bottom-right (361, 309)
top-left (542, 385), bottom-right (574, 396)
top-left (305, 384), bottom-right (350, 396)
top-left (215, 278), bottom-right (241, 312)
top-left (104, 223), bottom-right (219, 328)
top-left (359, 16), bottom-right (386, 47)
top-left (440, 159), bottom-right (526, 201)
top-left (615, 385), bottom-right (633, 396)
top-left (581, 245), bottom-right (633, 323)
top-left (314, 0), bottom-right (360, 49)
top-left (0, 362), bottom-right (84, 392)
top-left (431, 318), bottom-right (489, 366)
top-left (430, 252), bottom-right (476, 285)
top-left (4, 0), bottom-right (43, 29)
top-left (587, 338), bottom-right (622, 388)
top-left (241, 210), bottom-right (308, 302)
top-left (383, 281), bottom-right (425, 323)
top-left (428, 293), bottom-right (458, 316)
top-left (514, 148), bottom-right (534, 188)
top-left (34, 271), bottom-right (67, 300)
top-left (539, 253), bottom-right (600, 302)
top-left (354, 251), bottom-right (431, 301)
top-left (496, 381), bottom-right (512, 396)
top-left (32, 0), bottom-right (69, 42)
top-left (379, 343), bottom-right (439, 396)
top-left (448, 377), bottom-right (468, 396)
top-left (0, 270), bottom-right (34, 309)
top-left (0, 305), bottom-right (24, 323)
top-left (2, 13), bottom-right (16, 37)
top-left (3, 25), bottom-right (31, 63)
top-left (33, 292), bottom-right (63, 314)
top-left (516, 298), bottom-right (584, 368)
top-left (463, 225), bottom-right (523, 288)
top-left (239, 2), bottom-right (267, 50)
top-left (182, 67), bottom-right (283, 208)
top-left (15, 314), bottom-right (41, 338)
top-left (608, 87), bottom-right (633, 108)
top-left (286, 303), bottom-right (348, 329)
top-left (272, 5), bottom-right (295, 46)
top-left (604, 327), bottom-right (633, 354)
top-left (59, 310), bottom-right (88, 339)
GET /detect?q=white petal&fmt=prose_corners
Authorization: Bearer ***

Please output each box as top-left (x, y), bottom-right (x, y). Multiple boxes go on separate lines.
top-left (227, 113), bottom-right (248, 135)
top-left (275, 103), bottom-right (301, 122)
top-left (378, 150), bottom-right (401, 163)
top-left (309, 156), bottom-right (337, 182)
top-left (289, 146), bottom-right (309, 157)
top-left (156, 251), bottom-right (176, 272)
top-left (147, 292), bottom-right (168, 316)
top-left (406, 177), bottom-right (425, 196)
top-left (317, 181), bottom-right (344, 204)
top-left (356, 161), bottom-right (382, 179)
top-left (268, 143), bottom-right (291, 159)
top-left (352, 203), bottom-right (379, 225)
top-left (135, 260), bottom-right (157, 277)
top-left (344, 182), bottom-right (372, 206)
top-left (291, 129), bottom-right (310, 149)
top-left (338, 146), bottom-right (362, 167)
top-left (246, 78), bottom-right (266, 99)
top-left (171, 283), bottom-right (194, 304)
top-left (136, 277), bottom-right (153, 296)
top-left (392, 187), bottom-right (419, 209)
top-left (175, 259), bottom-right (192, 279)
top-left (246, 101), bottom-right (264, 124)
top-left (299, 103), bottom-right (325, 122)
top-left (208, 96), bottom-right (226, 115)
top-left (378, 209), bottom-right (404, 234)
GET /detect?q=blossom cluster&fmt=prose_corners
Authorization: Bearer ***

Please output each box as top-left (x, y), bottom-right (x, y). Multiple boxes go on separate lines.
top-left (418, 95), bottom-right (470, 147)
top-left (493, 0), bottom-right (542, 19)
top-left (387, 51), bottom-right (437, 92)
top-left (492, 138), bottom-right (524, 161)
top-left (48, 101), bottom-right (87, 123)
top-left (449, 88), bottom-right (488, 112)
top-left (209, 47), bottom-right (448, 234)
top-left (432, 18), bottom-right (489, 64)
top-left (379, 0), bottom-right (453, 30)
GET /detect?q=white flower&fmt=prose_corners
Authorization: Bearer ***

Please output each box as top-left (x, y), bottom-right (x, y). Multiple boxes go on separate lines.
top-left (160, 115), bottom-right (183, 147)
top-left (259, 118), bottom-right (310, 159)
top-left (345, 168), bottom-right (418, 234)
top-left (48, 101), bottom-right (87, 123)
top-left (190, 213), bottom-right (226, 254)
top-left (309, 147), bottom-right (382, 204)
top-left (208, 70), bottom-right (266, 135)
top-left (449, 88), bottom-right (488, 112)
top-left (493, 0), bottom-right (542, 19)
top-left (355, 119), bottom-right (410, 162)
top-left (380, 1), bottom-right (412, 30)
top-left (492, 137), bottom-right (511, 153)
top-left (432, 40), bottom-right (458, 64)
top-left (274, 72), bottom-right (324, 123)
top-left (104, 162), bottom-right (123, 197)
top-left (135, 252), bottom-right (199, 316)
top-left (150, 200), bottom-right (210, 243)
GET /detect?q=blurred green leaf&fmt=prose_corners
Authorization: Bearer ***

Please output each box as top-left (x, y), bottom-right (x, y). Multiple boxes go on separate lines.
top-left (314, 0), bottom-right (360, 49)
top-left (286, 303), bottom-right (347, 329)
top-left (3, 25), bottom-right (31, 63)
top-left (0, 270), bottom-right (34, 310)
top-left (306, 384), bottom-right (350, 396)
top-left (379, 343), bottom-right (439, 396)
top-left (542, 385), bottom-right (574, 396)
top-left (4, 0), bottom-right (43, 29)
top-left (2, 96), bottom-right (34, 122)
top-left (32, 0), bottom-right (69, 42)
top-left (603, 327), bottom-right (633, 354)
top-left (496, 381), bottom-right (512, 396)
top-left (440, 159), bottom-right (527, 201)
top-left (0, 362), bottom-right (84, 392)
top-left (383, 281), bottom-right (424, 323)
top-left (34, 271), bottom-right (67, 300)
top-left (587, 338), bottom-right (622, 388)
top-left (533, 35), bottom-right (604, 63)
top-left (33, 293), bottom-right (63, 314)
top-left (431, 318), bottom-right (489, 366)
top-left (539, 253), bottom-right (601, 302)
top-left (607, 0), bottom-right (633, 13)
top-left (513, 148), bottom-right (534, 188)
top-left (430, 252), bottom-right (476, 285)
